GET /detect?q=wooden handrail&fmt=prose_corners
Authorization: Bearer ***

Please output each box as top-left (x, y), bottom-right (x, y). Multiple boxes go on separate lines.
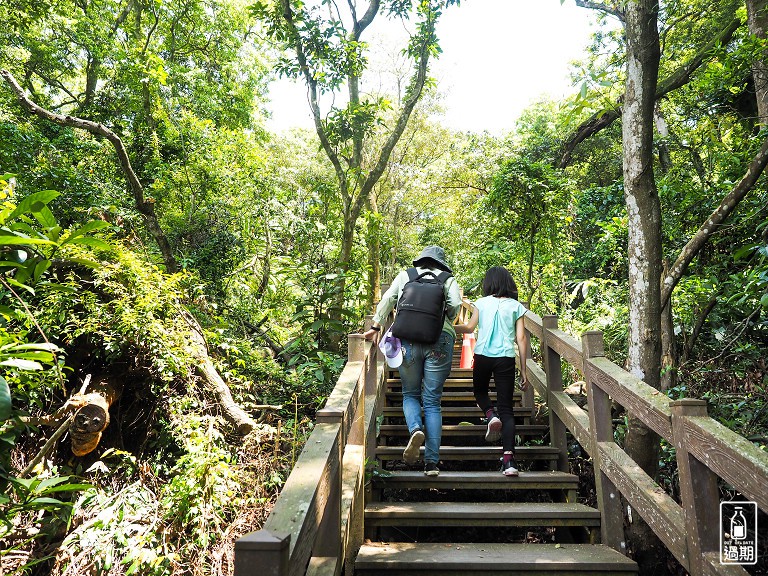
top-left (235, 317), bottom-right (387, 576)
top-left (522, 313), bottom-right (767, 576)
top-left (235, 304), bottom-right (766, 576)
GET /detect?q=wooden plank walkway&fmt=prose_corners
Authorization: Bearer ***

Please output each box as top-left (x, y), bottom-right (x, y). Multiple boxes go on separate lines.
top-left (356, 363), bottom-right (638, 575)
top-left (235, 312), bottom-right (768, 576)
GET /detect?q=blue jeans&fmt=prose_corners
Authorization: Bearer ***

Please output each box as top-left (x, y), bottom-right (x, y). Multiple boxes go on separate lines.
top-left (398, 330), bottom-right (454, 464)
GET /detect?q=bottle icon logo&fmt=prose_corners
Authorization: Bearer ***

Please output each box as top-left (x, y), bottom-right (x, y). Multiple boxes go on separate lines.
top-left (721, 501), bottom-right (758, 565)
top-left (730, 507), bottom-right (747, 540)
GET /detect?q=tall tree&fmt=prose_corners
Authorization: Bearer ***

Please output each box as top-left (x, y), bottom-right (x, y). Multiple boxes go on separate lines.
top-left (252, 0), bottom-right (457, 326)
top-left (1, 0), bottom-right (266, 271)
top-left (622, 1), bottom-right (665, 571)
top-left (559, 2), bottom-right (742, 168)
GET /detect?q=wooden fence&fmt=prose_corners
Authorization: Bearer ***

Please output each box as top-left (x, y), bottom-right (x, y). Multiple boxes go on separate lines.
top-left (234, 318), bottom-right (383, 576)
top-left (234, 306), bottom-right (768, 576)
top-left (523, 311), bottom-right (768, 576)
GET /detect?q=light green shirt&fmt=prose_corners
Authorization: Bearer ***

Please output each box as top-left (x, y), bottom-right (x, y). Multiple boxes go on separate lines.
top-left (473, 296), bottom-right (528, 358)
top-left (373, 266), bottom-right (462, 338)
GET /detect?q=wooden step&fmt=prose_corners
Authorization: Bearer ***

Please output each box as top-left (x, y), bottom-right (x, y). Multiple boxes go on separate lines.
top-left (379, 424), bottom-right (548, 437)
top-left (385, 391), bottom-right (519, 403)
top-left (388, 367), bottom-right (475, 378)
top-left (387, 380), bottom-right (488, 391)
top-left (375, 445), bottom-right (560, 461)
top-left (371, 470), bottom-right (578, 491)
top-left (382, 406), bottom-right (533, 419)
top-left (355, 542), bottom-right (637, 574)
top-left (364, 502), bottom-right (601, 528)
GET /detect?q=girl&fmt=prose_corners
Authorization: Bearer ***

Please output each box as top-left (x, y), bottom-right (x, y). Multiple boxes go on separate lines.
top-left (456, 266), bottom-right (530, 476)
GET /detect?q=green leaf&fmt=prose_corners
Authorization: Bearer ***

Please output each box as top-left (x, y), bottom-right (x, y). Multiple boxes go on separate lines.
top-left (1, 342), bottom-right (60, 352)
top-left (0, 358), bottom-right (43, 370)
top-left (4, 278), bottom-right (34, 295)
top-left (35, 476), bottom-right (90, 494)
top-left (37, 282), bottom-right (77, 293)
top-left (0, 234), bottom-right (57, 246)
top-left (67, 236), bottom-right (112, 250)
top-left (0, 351), bottom-right (54, 362)
top-left (8, 190), bottom-right (61, 221)
top-left (61, 220), bottom-right (111, 245)
top-left (34, 206), bottom-right (58, 231)
top-left (761, 293), bottom-right (768, 307)
top-left (33, 259), bottom-right (52, 283)
top-left (0, 376), bottom-right (11, 421)
top-left (37, 483), bottom-right (91, 493)
top-left (26, 497), bottom-right (66, 507)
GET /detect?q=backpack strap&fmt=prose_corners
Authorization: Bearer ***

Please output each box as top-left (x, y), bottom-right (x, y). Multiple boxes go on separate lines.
top-left (435, 271), bottom-right (452, 285)
top-left (406, 267), bottom-right (419, 281)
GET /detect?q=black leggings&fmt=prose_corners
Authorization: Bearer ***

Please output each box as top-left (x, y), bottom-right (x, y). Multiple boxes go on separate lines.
top-left (473, 354), bottom-right (517, 453)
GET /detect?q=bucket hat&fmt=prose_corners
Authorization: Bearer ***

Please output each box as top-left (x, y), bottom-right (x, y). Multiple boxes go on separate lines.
top-left (413, 245), bottom-right (452, 273)
top-left (378, 327), bottom-right (403, 368)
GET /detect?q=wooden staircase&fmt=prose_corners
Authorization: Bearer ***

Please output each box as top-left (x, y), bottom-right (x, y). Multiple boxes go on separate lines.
top-left (354, 349), bottom-right (638, 575)
top-left (236, 313), bottom-right (768, 576)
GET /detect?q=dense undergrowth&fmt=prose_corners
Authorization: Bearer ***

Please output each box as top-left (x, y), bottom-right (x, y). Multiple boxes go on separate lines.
top-left (0, 178), bottom-right (333, 575)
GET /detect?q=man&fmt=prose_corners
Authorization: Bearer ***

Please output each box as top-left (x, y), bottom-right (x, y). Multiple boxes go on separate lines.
top-left (363, 246), bottom-right (462, 476)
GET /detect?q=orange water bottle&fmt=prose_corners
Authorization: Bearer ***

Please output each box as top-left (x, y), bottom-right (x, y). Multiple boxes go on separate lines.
top-left (459, 332), bottom-right (476, 369)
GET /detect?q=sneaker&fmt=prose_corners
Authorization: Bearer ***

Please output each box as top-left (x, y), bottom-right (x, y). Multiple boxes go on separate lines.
top-left (424, 461), bottom-right (440, 477)
top-left (485, 415), bottom-right (502, 443)
top-left (403, 429), bottom-right (425, 465)
top-left (502, 457), bottom-right (519, 477)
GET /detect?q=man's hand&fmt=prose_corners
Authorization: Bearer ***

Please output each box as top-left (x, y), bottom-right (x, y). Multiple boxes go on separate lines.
top-left (363, 328), bottom-right (380, 342)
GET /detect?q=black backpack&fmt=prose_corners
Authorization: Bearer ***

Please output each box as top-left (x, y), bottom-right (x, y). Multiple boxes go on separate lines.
top-left (391, 268), bottom-right (452, 344)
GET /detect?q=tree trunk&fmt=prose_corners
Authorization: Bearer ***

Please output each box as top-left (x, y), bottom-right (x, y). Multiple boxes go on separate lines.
top-left (0, 69), bottom-right (179, 273)
top-left (527, 224), bottom-right (536, 304)
top-left (660, 301), bottom-right (677, 392)
top-left (184, 310), bottom-right (272, 437)
top-left (367, 193), bottom-right (382, 312)
top-left (747, 0), bottom-right (768, 124)
top-left (654, 104), bottom-right (672, 174)
top-left (622, 1), bottom-right (665, 571)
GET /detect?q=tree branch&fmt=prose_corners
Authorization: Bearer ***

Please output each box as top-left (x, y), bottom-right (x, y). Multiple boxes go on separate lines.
top-left (280, 0), bottom-right (349, 198)
top-left (359, 10), bottom-right (434, 208)
top-left (183, 310), bottom-right (273, 437)
top-left (575, 0), bottom-right (625, 21)
top-left (558, 16), bottom-right (742, 168)
top-left (682, 296), bottom-right (718, 362)
top-left (1, 69), bottom-right (179, 272)
top-left (661, 133), bottom-right (768, 307)
top-left (20, 414), bottom-right (75, 478)
top-left (353, 0), bottom-right (379, 39)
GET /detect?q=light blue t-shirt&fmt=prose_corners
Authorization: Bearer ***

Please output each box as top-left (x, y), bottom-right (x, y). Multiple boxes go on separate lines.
top-left (472, 296), bottom-right (528, 358)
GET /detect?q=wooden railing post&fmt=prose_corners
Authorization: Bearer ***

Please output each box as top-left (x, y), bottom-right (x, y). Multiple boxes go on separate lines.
top-left (313, 409), bottom-right (343, 563)
top-left (235, 530), bottom-right (290, 576)
top-left (542, 315), bottom-right (568, 472)
top-left (582, 330), bottom-right (626, 553)
top-left (670, 399), bottom-right (720, 576)
top-left (348, 334), bottom-right (366, 363)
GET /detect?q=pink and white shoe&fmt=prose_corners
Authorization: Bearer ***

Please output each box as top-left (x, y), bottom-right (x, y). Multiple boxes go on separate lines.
top-left (485, 416), bottom-right (502, 442)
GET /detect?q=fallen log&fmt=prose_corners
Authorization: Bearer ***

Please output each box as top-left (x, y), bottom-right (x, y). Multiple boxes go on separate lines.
top-left (183, 309), bottom-right (275, 438)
